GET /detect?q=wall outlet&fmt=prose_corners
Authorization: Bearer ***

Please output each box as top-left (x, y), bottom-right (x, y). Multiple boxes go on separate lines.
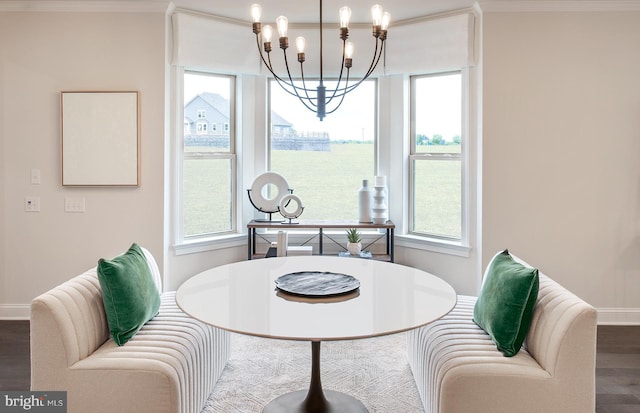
top-left (64, 197), bottom-right (85, 212)
top-left (25, 196), bottom-right (41, 212)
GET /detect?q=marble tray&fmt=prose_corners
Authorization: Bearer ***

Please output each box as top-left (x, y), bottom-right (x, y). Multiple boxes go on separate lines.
top-left (275, 271), bottom-right (360, 297)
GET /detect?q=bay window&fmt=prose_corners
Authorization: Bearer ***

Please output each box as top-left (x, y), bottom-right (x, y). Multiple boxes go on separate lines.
top-left (409, 72), bottom-right (463, 240)
top-left (181, 71), bottom-right (236, 238)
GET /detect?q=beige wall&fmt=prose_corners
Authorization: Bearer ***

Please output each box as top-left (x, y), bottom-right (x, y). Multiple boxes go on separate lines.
top-left (0, 11), bottom-right (166, 316)
top-left (2, 6), bottom-right (640, 323)
top-left (483, 11), bottom-right (640, 321)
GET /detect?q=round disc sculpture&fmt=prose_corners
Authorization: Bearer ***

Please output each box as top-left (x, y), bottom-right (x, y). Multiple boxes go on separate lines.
top-left (278, 194), bottom-right (304, 224)
top-left (248, 172), bottom-right (303, 222)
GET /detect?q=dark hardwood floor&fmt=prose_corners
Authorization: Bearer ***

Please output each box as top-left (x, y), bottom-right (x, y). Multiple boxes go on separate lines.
top-left (1, 321), bottom-right (638, 412)
top-left (596, 325), bottom-right (640, 413)
top-left (0, 320), bottom-right (30, 390)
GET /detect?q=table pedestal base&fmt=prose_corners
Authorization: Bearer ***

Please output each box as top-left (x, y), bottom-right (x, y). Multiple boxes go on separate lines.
top-left (262, 341), bottom-right (368, 413)
top-left (263, 389), bottom-right (367, 413)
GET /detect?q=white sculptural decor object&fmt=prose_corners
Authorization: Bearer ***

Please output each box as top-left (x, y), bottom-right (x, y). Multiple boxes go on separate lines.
top-left (358, 179), bottom-right (373, 223)
top-left (372, 175), bottom-right (388, 224)
top-left (248, 172), bottom-right (291, 221)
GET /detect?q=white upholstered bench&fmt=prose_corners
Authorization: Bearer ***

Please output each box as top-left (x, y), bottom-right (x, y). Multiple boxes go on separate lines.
top-left (30, 248), bottom-right (230, 413)
top-left (407, 256), bottom-right (597, 413)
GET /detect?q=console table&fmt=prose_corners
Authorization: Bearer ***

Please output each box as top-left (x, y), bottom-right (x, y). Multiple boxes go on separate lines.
top-left (247, 220), bottom-right (395, 262)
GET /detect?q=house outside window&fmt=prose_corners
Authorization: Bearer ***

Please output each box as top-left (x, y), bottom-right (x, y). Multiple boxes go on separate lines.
top-left (196, 122), bottom-right (207, 133)
top-left (269, 79), bottom-right (376, 220)
top-left (182, 71), bottom-right (235, 238)
top-left (410, 72), bottom-right (462, 240)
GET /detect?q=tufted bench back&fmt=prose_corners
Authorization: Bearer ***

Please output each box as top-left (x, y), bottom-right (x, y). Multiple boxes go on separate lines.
top-left (524, 271), bottom-right (597, 379)
top-left (31, 270), bottom-right (110, 374)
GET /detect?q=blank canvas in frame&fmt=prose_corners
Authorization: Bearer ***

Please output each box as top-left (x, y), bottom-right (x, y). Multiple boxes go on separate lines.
top-left (61, 91), bottom-right (140, 186)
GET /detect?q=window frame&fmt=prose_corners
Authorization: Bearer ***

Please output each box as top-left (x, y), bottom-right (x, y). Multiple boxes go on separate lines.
top-left (177, 69), bottom-right (238, 246)
top-left (266, 78), bottom-right (379, 222)
top-left (408, 70), bottom-right (468, 247)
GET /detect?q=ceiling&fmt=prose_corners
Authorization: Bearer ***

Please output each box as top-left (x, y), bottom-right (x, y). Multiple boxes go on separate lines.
top-left (170, 0), bottom-right (479, 24)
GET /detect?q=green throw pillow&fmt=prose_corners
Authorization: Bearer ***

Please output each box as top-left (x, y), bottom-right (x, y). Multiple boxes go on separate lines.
top-left (97, 243), bottom-right (160, 346)
top-left (473, 249), bottom-right (539, 357)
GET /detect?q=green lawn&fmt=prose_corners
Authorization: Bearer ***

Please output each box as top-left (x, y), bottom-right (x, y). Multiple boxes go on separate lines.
top-left (183, 143), bottom-right (461, 238)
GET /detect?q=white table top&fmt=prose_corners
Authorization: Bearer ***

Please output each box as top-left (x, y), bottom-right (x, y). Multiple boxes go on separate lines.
top-left (176, 256), bottom-right (457, 342)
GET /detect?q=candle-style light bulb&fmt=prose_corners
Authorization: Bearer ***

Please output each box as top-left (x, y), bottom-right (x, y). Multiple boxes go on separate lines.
top-left (276, 16), bottom-right (288, 38)
top-left (381, 11), bottom-right (391, 30)
top-left (339, 6), bottom-right (352, 28)
top-left (250, 4), bottom-right (262, 23)
top-left (263, 24), bottom-right (273, 43)
top-left (371, 4), bottom-right (383, 26)
top-left (296, 36), bottom-right (306, 53)
top-left (344, 41), bottom-right (354, 68)
top-left (296, 36), bottom-right (306, 63)
top-left (345, 41), bottom-right (354, 59)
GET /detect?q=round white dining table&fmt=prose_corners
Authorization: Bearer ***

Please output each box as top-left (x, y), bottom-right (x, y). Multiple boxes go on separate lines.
top-left (176, 256), bottom-right (456, 413)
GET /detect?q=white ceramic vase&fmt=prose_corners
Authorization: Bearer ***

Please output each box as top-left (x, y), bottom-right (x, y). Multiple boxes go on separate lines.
top-left (372, 176), bottom-right (388, 224)
top-left (358, 179), bottom-right (373, 223)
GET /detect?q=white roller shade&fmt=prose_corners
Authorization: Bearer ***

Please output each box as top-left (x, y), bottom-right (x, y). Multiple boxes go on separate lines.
top-left (171, 12), bottom-right (257, 73)
top-left (384, 13), bottom-right (476, 74)
top-left (171, 10), bottom-right (476, 74)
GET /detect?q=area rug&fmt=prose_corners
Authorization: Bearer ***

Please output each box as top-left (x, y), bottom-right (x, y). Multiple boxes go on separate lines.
top-left (201, 332), bottom-right (425, 413)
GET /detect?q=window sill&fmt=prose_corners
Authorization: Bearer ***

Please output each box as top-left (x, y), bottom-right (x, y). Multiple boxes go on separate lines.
top-left (173, 233), bottom-right (246, 256)
top-left (395, 234), bottom-right (471, 257)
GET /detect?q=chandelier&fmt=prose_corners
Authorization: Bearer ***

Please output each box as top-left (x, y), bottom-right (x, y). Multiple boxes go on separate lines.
top-left (251, 0), bottom-right (390, 121)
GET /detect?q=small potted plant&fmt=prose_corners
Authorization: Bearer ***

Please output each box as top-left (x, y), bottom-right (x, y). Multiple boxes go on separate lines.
top-left (346, 228), bottom-right (362, 256)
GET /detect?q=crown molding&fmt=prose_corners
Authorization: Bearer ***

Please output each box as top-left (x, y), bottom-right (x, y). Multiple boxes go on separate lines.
top-left (0, 1), bottom-right (171, 13)
top-left (479, 0), bottom-right (640, 12)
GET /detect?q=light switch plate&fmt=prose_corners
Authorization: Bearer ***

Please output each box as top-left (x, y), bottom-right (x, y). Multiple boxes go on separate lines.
top-left (64, 197), bottom-right (85, 212)
top-left (31, 169), bottom-right (41, 185)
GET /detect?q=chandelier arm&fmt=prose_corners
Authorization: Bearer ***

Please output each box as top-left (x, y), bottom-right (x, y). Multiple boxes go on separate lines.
top-left (254, 35), bottom-right (283, 81)
top-left (325, 38), bottom-right (386, 99)
top-left (325, 39), bottom-right (349, 105)
top-left (254, 34), bottom-right (273, 70)
top-left (325, 71), bottom-right (351, 115)
top-left (281, 49), bottom-right (319, 108)
top-left (272, 75), bottom-right (319, 113)
top-left (298, 63), bottom-right (317, 106)
top-left (359, 38), bottom-right (384, 82)
top-left (337, 39), bottom-right (386, 96)
top-left (267, 51), bottom-right (303, 90)
top-left (254, 34), bottom-right (302, 91)
top-left (272, 51), bottom-right (318, 112)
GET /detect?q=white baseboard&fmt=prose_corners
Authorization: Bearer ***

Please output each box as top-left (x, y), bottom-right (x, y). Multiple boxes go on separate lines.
top-left (0, 304), bottom-right (30, 320)
top-left (2, 304), bottom-right (640, 324)
top-left (597, 308), bottom-right (640, 325)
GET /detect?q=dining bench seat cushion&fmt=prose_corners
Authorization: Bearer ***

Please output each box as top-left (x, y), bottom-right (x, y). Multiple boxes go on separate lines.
top-left (31, 265), bottom-right (230, 413)
top-left (407, 262), bottom-right (597, 413)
